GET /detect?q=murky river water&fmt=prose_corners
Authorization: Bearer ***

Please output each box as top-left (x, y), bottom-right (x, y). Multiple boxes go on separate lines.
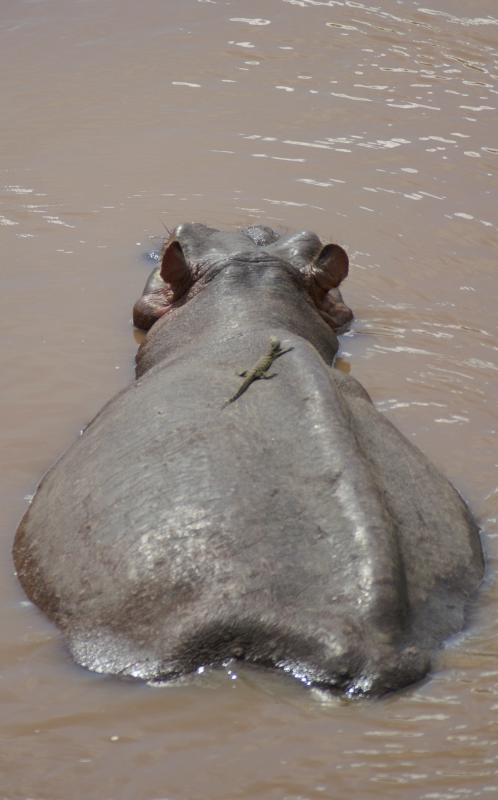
top-left (1, 1), bottom-right (497, 798)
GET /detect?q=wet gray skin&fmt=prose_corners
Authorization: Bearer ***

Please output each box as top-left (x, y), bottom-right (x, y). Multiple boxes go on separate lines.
top-left (13, 223), bottom-right (484, 696)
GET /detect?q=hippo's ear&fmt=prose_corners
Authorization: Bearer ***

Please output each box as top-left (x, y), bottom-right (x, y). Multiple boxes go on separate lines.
top-left (160, 239), bottom-right (194, 296)
top-left (306, 244), bottom-right (353, 333)
top-left (133, 239), bottom-right (194, 331)
top-left (313, 244), bottom-right (349, 289)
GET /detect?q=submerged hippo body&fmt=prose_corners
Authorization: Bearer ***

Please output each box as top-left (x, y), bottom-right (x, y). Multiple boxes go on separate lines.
top-left (14, 223), bottom-right (483, 695)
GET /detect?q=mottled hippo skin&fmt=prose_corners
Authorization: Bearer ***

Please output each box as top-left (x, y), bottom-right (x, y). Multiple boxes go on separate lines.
top-left (14, 223), bottom-right (484, 695)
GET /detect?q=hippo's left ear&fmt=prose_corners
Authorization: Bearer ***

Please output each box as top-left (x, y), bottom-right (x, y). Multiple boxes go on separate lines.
top-left (133, 240), bottom-right (194, 331)
top-left (160, 239), bottom-right (194, 297)
top-left (313, 244), bottom-right (349, 289)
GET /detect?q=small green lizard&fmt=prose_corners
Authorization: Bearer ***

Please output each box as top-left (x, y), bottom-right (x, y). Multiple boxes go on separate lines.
top-left (224, 336), bottom-right (293, 406)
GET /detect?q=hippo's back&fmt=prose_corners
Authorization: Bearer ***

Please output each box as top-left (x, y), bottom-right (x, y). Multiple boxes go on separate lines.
top-left (14, 343), bottom-right (483, 694)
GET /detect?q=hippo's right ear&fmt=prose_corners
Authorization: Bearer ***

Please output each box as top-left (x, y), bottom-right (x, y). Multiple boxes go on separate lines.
top-left (160, 239), bottom-right (194, 297)
top-left (306, 243), bottom-right (353, 333)
top-left (313, 244), bottom-right (349, 289)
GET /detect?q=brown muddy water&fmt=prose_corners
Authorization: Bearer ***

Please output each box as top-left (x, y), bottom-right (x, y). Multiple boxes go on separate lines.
top-left (1, 1), bottom-right (497, 798)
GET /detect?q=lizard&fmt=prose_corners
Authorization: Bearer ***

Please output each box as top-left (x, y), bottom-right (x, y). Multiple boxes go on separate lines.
top-left (224, 336), bottom-right (293, 406)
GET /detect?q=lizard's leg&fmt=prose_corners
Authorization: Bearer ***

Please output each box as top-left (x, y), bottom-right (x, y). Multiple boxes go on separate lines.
top-left (274, 347), bottom-right (294, 359)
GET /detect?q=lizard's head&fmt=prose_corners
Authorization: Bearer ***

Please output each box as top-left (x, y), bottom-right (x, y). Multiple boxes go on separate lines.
top-left (269, 336), bottom-right (281, 353)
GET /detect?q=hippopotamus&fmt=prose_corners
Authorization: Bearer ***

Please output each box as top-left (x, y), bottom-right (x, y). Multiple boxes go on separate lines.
top-left (13, 223), bottom-right (484, 695)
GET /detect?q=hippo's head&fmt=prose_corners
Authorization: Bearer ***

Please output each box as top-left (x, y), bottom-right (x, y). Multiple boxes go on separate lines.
top-left (133, 223), bottom-right (353, 335)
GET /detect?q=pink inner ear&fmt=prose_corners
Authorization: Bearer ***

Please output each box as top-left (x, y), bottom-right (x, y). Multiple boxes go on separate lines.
top-left (160, 240), bottom-right (193, 295)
